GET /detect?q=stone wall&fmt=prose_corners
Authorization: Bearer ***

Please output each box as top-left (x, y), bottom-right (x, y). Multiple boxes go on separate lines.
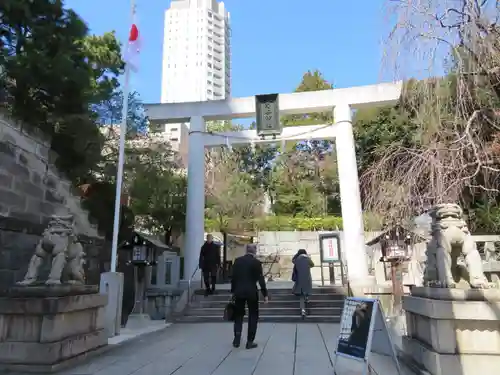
top-left (0, 115), bottom-right (99, 233)
top-left (204, 230), bottom-right (430, 286)
top-left (206, 231), bottom-right (497, 287)
top-left (0, 115), bottom-right (109, 288)
top-left (205, 231), bottom-right (385, 284)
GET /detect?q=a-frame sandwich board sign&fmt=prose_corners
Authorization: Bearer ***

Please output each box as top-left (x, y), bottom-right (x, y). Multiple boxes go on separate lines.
top-left (333, 297), bottom-right (401, 375)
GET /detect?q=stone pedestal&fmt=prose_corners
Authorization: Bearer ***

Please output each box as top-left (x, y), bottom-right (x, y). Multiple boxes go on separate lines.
top-left (100, 272), bottom-right (124, 337)
top-left (402, 287), bottom-right (500, 375)
top-left (0, 285), bottom-right (108, 373)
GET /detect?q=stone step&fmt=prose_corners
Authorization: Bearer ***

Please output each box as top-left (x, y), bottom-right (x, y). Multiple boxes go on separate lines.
top-left (194, 299), bottom-right (345, 309)
top-left (195, 286), bottom-right (346, 296)
top-left (185, 286), bottom-right (346, 324)
top-left (196, 293), bottom-right (346, 302)
top-left (177, 315), bottom-right (342, 323)
top-left (186, 306), bottom-right (343, 316)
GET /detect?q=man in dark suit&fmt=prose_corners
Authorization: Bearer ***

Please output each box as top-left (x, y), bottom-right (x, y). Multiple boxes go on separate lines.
top-left (230, 243), bottom-right (268, 349)
top-left (199, 234), bottom-right (221, 296)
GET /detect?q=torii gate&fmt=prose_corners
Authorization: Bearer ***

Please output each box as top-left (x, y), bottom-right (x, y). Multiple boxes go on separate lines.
top-left (145, 81), bottom-right (402, 286)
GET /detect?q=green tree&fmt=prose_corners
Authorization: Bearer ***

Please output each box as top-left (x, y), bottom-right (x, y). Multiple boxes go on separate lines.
top-left (87, 97), bottom-right (188, 243)
top-left (128, 142), bottom-right (187, 245)
top-left (206, 120), bottom-right (242, 132)
top-left (205, 120), bottom-right (277, 191)
top-left (269, 153), bottom-right (326, 217)
top-left (0, 0), bottom-right (123, 182)
top-left (80, 181), bottom-right (135, 241)
top-left (94, 90), bottom-right (148, 135)
top-left (282, 70), bottom-right (333, 127)
top-left (96, 90), bottom-right (153, 183)
top-left (281, 69), bottom-right (334, 154)
top-left (235, 144), bottom-right (277, 190)
top-left (267, 70), bottom-right (339, 216)
top-left (353, 105), bottom-right (418, 171)
top-left (81, 91), bottom-right (150, 239)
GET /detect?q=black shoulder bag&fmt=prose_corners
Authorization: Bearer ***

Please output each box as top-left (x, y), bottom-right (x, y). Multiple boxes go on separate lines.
top-left (223, 296), bottom-right (237, 321)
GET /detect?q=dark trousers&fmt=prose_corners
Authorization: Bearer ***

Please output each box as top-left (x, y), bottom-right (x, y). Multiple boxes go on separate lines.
top-left (233, 295), bottom-right (259, 342)
top-left (202, 267), bottom-right (217, 291)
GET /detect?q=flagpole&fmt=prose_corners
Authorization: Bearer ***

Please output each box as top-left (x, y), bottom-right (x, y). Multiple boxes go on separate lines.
top-left (110, 68), bottom-right (130, 273)
top-left (110, 0), bottom-right (135, 273)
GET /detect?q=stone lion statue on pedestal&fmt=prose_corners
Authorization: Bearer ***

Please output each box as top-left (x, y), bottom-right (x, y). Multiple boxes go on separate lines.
top-left (423, 203), bottom-right (489, 289)
top-left (17, 214), bottom-right (86, 286)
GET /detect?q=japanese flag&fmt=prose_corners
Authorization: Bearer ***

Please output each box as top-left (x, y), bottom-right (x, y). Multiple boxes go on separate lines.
top-left (124, 20), bottom-right (140, 71)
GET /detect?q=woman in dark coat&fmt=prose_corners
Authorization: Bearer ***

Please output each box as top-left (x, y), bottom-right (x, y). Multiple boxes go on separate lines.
top-left (292, 249), bottom-right (314, 319)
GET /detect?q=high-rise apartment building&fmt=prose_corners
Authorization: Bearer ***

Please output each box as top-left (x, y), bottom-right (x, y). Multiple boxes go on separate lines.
top-left (161, 0), bottom-right (231, 104)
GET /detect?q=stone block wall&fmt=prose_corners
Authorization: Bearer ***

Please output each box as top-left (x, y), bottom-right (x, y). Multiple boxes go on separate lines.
top-left (0, 115), bottom-right (98, 234)
top-left (0, 115), bottom-right (109, 288)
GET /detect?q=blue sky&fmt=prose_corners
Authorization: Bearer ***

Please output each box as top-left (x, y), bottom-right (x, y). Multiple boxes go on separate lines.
top-left (67, 0), bottom-right (391, 104)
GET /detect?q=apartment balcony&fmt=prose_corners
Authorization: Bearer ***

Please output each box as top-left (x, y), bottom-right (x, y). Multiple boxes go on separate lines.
top-left (212, 33), bottom-right (225, 43)
top-left (212, 74), bottom-right (224, 85)
top-left (212, 59), bottom-right (223, 71)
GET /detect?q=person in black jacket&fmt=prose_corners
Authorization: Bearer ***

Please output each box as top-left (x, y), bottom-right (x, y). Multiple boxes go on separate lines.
top-left (199, 234), bottom-right (221, 296)
top-left (230, 243), bottom-right (268, 349)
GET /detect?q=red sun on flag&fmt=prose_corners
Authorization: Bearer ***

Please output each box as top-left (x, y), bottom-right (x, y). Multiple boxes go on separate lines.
top-left (129, 24), bottom-right (139, 42)
top-left (125, 21), bottom-right (141, 71)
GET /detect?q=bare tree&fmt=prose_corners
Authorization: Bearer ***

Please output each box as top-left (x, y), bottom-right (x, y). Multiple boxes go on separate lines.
top-left (205, 147), bottom-right (264, 232)
top-left (384, 0), bottom-right (500, 83)
top-left (361, 0), bottom-right (500, 220)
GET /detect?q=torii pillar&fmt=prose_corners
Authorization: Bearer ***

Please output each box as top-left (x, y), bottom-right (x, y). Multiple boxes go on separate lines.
top-left (145, 81), bottom-right (402, 287)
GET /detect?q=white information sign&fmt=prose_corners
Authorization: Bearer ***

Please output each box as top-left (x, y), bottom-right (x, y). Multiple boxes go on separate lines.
top-left (319, 233), bottom-right (340, 263)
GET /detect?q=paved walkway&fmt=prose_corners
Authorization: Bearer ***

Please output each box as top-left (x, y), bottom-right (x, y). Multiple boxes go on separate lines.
top-left (60, 323), bottom-right (412, 375)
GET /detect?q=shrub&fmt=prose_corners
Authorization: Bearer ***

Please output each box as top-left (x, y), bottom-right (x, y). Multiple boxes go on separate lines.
top-left (204, 216), bottom-right (343, 232)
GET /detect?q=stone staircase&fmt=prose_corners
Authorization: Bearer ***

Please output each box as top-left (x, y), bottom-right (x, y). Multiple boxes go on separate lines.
top-left (177, 285), bottom-right (347, 323)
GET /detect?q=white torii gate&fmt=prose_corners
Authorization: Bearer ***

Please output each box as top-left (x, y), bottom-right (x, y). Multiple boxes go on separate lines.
top-left (145, 81), bottom-right (403, 286)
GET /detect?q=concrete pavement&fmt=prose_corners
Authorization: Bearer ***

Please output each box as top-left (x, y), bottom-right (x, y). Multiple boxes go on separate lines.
top-left (58, 323), bottom-right (413, 375)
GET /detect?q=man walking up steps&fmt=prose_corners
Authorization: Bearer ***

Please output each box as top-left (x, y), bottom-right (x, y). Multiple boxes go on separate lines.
top-left (230, 244), bottom-right (268, 349)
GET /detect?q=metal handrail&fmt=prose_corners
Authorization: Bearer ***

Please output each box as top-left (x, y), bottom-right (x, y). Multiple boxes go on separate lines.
top-left (186, 265), bottom-right (199, 307)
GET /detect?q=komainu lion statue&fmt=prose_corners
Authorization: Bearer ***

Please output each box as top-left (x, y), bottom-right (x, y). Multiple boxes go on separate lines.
top-left (17, 214), bottom-right (86, 286)
top-left (423, 203), bottom-right (489, 289)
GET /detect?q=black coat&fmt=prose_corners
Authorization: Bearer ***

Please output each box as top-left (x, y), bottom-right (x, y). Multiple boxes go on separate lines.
top-left (292, 254), bottom-right (314, 296)
top-left (198, 241), bottom-right (221, 270)
top-left (230, 254), bottom-right (268, 299)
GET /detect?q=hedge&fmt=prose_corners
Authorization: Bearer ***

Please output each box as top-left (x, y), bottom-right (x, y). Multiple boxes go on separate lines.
top-left (205, 213), bottom-right (383, 232)
top-left (204, 216), bottom-right (343, 232)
